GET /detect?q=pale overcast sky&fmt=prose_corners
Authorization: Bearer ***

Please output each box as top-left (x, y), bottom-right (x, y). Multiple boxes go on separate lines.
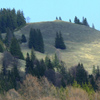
top-left (0, 0), bottom-right (100, 30)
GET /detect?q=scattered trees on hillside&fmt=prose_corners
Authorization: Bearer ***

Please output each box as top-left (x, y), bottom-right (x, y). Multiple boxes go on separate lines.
top-left (0, 8), bottom-right (26, 33)
top-left (55, 31), bottom-right (66, 49)
top-left (28, 28), bottom-right (44, 53)
top-left (74, 16), bottom-right (89, 27)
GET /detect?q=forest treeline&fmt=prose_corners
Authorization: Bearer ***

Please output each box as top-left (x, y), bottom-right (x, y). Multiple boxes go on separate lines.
top-left (0, 48), bottom-right (100, 100)
top-left (0, 8), bottom-right (26, 33)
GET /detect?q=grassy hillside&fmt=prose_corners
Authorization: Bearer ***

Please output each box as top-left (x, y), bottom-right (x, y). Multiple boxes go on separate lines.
top-left (14, 20), bottom-right (100, 73)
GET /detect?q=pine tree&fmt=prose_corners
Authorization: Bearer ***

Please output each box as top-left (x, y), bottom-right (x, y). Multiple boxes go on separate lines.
top-left (76, 63), bottom-right (88, 85)
top-left (25, 53), bottom-right (33, 74)
top-left (31, 47), bottom-right (36, 64)
top-left (10, 38), bottom-right (24, 59)
top-left (56, 17), bottom-right (58, 20)
top-left (55, 31), bottom-right (66, 49)
top-left (69, 19), bottom-right (71, 22)
top-left (17, 10), bottom-right (26, 27)
top-left (37, 29), bottom-right (44, 53)
top-left (55, 32), bottom-right (60, 48)
top-left (21, 34), bottom-right (27, 43)
top-left (4, 28), bottom-right (14, 47)
top-left (59, 31), bottom-right (66, 49)
top-left (74, 16), bottom-right (78, 24)
top-left (59, 17), bottom-right (62, 20)
top-left (10, 64), bottom-right (21, 89)
top-left (28, 28), bottom-right (44, 53)
top-left (0, 32), bottom-right (3, 41)
top-left (82, 18), bottom-right (89, 26)
top-left (92, 24), bottom-right (95, 29)
top-left (0, 40), bottom-right (4, 52)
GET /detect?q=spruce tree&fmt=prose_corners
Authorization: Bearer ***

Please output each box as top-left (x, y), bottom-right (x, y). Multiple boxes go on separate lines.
top-left (21, 34), bottom-right (27, 43)
top-left (4, 28), bottom-right (14, 47)
top-left (0, 32), bottom-right (2, 41)
top-left (55, 31), bottom-right (66, 49)
top-left (56, 17), bottom-right (58, 20)
top-left (25, 53), bottom-right (33, 75)
top-left (37, 29), bottom-right (44, 53)
top-left (0, 40), bottom-right (4, 52)
top-left (59, 31), bottom-right (66, 49)
top-left (28, 28), bottom-right (44, 53)
top-left (10, 38), bottom-right (24, 59)
top-left (76, 63), bottom-right (88, 85)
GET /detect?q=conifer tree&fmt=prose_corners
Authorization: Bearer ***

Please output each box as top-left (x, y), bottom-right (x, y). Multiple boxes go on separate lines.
top-left (17, 10), bottom-right (26, 27)
top-left (82, 18), bottom-right (89, 26)
top-left (21, 34), bottom-right (27, 43)
top-left (92, 24), bottom-right (95, 29)
top-left (59, 31), bottom-right (66, 49)
top-left (0, 32), bottom-right (3, 41)
top-left (74, 16), bottom-right (78, 24)
top-left (55, 31), bottom-right (66, 49)
top-left (25, 53), bottom-right (33, 75)
top-left (10, 38), bottom-right (24, 59)
top-left (69, 19), bottom-right (71, 22)
top-left (76, 63), bottom-right (88, 85)
top-left (37, 29), bottom-right (44, 53)
top-left (4, 28), bottom-right (14, 47)
top-left (28, 28), bottom-right (44, 53)
top-left (59, 17), bottom-right (62, 20)
top-left (0, 40), bottom-right (4, 52)
top-left (56, 17), bottom-right (58, 20)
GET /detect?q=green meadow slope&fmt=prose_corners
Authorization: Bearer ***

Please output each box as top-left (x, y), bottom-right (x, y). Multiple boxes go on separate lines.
top-left (14, 20), bottom-right (100, 73)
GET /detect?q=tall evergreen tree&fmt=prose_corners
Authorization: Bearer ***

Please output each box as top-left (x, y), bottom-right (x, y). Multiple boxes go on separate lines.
top-left (92, 24), bottom-right (95, 29)
top-left (28, 28), bottom-right (44, 53)
top-left (76, 63), bottom-right (88, 85)
top-left (59, 17), bottom-right (62, 20)
top-left (56, 17), bottom-right (58, 20)
top-left (82, 18), bottom-right (89, 26)
top-left (0, 41), bottom-right (4, 52)
top-left (10, 38), bottom-right (24, 59)
top-left (4, 28), bottom-right (14, 47)
top-left (0, 32), bottom-right (3, 41)
top-left (37, 29), bottom-right (44, 53)
top-left (25, 53), bottom-right (33, 75)
top-left (55, 31), bottom-right (66, 49)
top-left (21, 34), bottom-right (27, 43)
top-left (17, 10), bottom-right (26, 27)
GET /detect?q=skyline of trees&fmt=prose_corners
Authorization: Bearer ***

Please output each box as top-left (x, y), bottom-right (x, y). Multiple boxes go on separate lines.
top-left (0, 8), bottom-right (26, 33)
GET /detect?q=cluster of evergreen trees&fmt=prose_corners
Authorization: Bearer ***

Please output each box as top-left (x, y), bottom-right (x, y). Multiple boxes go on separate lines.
top-left (0, 47), bottom-right (99, 93)
top-left (56, 17), bottom-right (62, 20)
top-left (28, 28), bottom-right (44, 53)
top-left (55, 31), bottom-right (66, 49)
top-left (74, 16), bottom-right (89, 26)
top-left (25, 49), bottom-right (98, 90)
top-left (0, 29), bottom-right (24, 60)
top-left (0, 8), bottom-right (26, 33)
top-left (0, 52), bottom-right (21, 93)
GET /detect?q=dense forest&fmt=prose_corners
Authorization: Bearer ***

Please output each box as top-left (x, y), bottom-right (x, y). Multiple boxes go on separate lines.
top-left (0, 8), bottom-right (26, 33)
top-left (0, 8), bottom-right (99, 100)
